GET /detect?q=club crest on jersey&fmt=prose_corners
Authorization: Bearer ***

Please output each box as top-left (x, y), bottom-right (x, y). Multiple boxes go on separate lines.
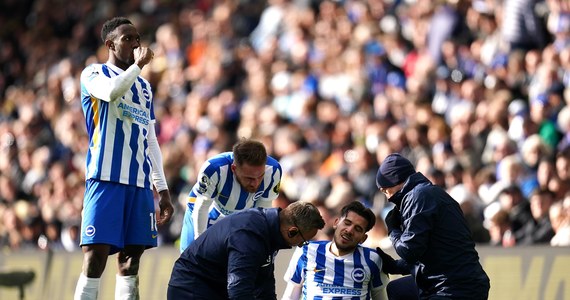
top-left (351, 268), bottom-right (366, 283)
top-left (85, 225), bottom-right (96, 237)
top-left (253, 191), bottom-right (264, 202)
top-left (142, 88), bottom-right (150, 101)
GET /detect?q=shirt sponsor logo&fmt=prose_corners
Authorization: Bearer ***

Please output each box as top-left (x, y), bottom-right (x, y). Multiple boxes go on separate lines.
top-left (316, 283), bottom-right (362, 296)
top-left (117, 102), bottom-right (150, 125)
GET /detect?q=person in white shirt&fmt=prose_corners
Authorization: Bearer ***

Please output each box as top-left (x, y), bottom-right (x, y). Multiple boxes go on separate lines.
top-left (282, 201), bottom-right (388, 300)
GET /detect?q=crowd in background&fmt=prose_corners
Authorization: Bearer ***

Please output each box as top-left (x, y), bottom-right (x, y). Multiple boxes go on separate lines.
top-left (1, 0), bottom-right (570, 252)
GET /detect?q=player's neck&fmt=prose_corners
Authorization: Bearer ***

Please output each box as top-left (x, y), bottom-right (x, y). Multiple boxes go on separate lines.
top-left (329, 242), bottom-right (354, 257)
top-left (107, 57), bottom-right (130, 71)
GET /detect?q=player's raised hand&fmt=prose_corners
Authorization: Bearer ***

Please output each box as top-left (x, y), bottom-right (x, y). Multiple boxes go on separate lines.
top-left (134, 46), bottom-right (154, 68)
top-left (157, 189), bottom-right (174, 225)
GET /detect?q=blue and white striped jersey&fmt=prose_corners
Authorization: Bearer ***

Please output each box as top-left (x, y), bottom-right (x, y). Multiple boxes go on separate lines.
top-left (187, 152), bottom-right (282, 226)
top-left (284, 241), bottom-right (384, 300)
top-left (80, 63), bottom-right (155, 189)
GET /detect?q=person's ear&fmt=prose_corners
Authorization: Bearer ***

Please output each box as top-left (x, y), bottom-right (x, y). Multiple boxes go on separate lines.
top-left (332, 217), bottom-right (340, 230)
top-left (105, 40), bottom-right (114, 50)
top-left (230, 163), bottom-right (236, 173)
top-left (288, 229), bottom-right (298, 238)
top-left (360, 234), bottom-right (368, 244)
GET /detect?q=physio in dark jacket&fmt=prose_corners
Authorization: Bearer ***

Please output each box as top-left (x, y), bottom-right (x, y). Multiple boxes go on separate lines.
top-left (168, 201), bottom-right (325, 300)
top-left (377, 153), bottom-right (490, 299)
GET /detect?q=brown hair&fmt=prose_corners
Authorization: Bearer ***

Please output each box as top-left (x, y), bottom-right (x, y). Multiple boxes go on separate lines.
top-left (282, 201), bottom-right (325, 232)
top-left (232, 138), bottom-right (267, 166)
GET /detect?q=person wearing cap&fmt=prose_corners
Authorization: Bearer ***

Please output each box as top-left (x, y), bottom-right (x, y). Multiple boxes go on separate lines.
top-left (375, 153), bottom-right (490, 299)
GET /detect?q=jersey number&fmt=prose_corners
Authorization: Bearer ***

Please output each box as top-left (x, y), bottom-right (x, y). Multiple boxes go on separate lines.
top-left (150, 213), bottom-right (157, 231)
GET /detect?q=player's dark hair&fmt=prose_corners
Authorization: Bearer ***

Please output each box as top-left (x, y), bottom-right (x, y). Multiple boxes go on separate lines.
top-left (101, 17), bottom-right (132, 42)
top-left (340, 201), bottom-right (376, 232)
top-left (283, 201), bottom-right (325, 232)
top-left (233, 138), bottom-right (267, 166)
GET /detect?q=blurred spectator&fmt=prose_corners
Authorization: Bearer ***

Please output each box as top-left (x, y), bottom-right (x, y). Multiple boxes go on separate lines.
top-left (501, 0), bottom-right (548, 51)
top-left (426, 167), bottom-right (446, 188)
top-left (449, 184), bottom-right (490, 243)
top-left (530, 93), bottom-right (563, 149)
top-left (487, 209), bottom-right (515, 247)
top-left (554, 146), bottom-right (570, 198)
top-left (549, 194), bottom-right (570, 246)
top-left (519, 134), bottom-right (551, 196)
top-left (507, 98), bottom-right (533, 147)
top-left (485, 184), bottom-right (533, 245)
top-left (518, 188), bottom-right (556, 245)
top-left (547, 8), bottom-right (570, 53)
top-left (557, 105), bottom-right (570, 151)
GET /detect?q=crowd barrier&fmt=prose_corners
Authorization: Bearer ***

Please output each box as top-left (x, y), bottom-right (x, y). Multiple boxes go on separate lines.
top-left (0, 246), bottom-right (568, 300)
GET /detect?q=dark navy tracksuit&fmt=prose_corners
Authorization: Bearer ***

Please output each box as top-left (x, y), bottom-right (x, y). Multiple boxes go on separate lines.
top-left (168, 207), bottom-right (289, 300)
top-left (389, 173), bottom-right (490, 299)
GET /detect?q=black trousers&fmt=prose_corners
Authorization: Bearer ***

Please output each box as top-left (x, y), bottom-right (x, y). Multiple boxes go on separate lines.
top-left (387, 276), bottom-right (420, 300)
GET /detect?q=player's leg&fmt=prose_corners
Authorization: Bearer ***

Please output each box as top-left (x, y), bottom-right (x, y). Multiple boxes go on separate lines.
top-left (179, 207), bottom-right (194, 253)
top-left (75, 180), bottom-right (126, 300)
top-left (115, 186), bottom-right (155, 300)
top-left (116, 245), bottom-right (145, 300)
top-left (167, 284), bottom-right (211, 299)
top-left (167, 270), bottom-right (221, 300)
top-left (75, 244), bottom-right (111, 300)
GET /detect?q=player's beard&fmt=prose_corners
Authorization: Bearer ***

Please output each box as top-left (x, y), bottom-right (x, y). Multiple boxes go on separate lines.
top-left (243, 184), bottom-right (258, 193)
top-left (334, 230), bottom-right (357, 252)
top-left (236, 177), bottom-right (259, 193)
